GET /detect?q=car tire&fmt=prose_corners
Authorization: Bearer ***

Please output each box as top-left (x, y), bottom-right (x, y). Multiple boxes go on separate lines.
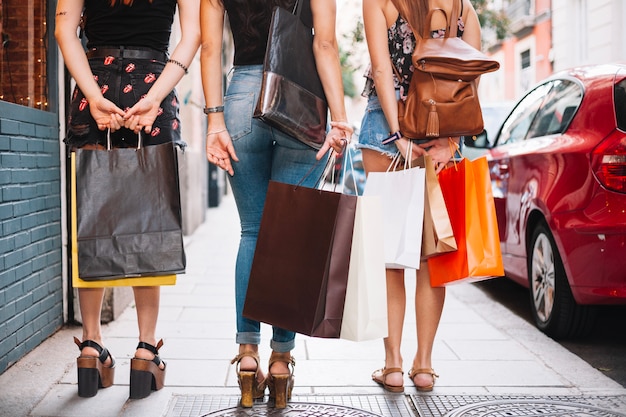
top-left (528, 222), bottom-right (596, 339)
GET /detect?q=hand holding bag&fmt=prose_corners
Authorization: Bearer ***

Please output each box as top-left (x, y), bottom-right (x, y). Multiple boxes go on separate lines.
top-left (254, 0), bottom-right (328, 149)
top-left (428, 157), bottom-right (504, 286)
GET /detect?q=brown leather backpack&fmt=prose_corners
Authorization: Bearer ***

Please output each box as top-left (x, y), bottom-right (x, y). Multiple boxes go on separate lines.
top-left (395, 3), bottom-right (500, 140)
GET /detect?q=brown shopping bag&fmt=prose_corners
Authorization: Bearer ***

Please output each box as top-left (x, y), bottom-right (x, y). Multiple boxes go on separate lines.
top-left (243, 181), bottom-right (357, 338)
top-left (74, 139), bottom-right (185, 280)
top-left (428, 157), bottom-right (504, 286)
top-left (413, 155), bottom-right (457, 259)
top-left (70, 153), bottom-right (176, 287)
top-left (340, 195), bottom-right (387, 341)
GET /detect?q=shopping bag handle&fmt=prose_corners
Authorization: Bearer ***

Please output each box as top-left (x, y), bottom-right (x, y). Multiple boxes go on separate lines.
top-left (106, 129), bottom-right (143, 151)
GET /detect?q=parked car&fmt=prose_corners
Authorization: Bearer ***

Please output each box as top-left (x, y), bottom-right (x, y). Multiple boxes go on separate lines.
top-left (464, 63), bottom-right (626, 339)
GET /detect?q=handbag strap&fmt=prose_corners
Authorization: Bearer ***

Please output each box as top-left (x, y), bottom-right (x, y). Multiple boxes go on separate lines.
top-left (292, 0), bottom-right (314, 29)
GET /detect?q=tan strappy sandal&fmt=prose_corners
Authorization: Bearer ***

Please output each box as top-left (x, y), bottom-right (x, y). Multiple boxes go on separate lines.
top-left (408, 368), bottom-right (439, 392)
top-left (266, 351), bottom-right (295, 409)
top-left (231, 351), bottom-right (266, 408)
top-left (371, 367), bottom-right (404, 393)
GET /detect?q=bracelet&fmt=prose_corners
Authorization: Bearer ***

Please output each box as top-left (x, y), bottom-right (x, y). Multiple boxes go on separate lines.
top-left (203, 105), bottom-right (225, 114)
top-left (206, 128), bottom-right (227, 136)
top-left (381, 131), bottom-right (402, 145)
top-left (166, 58), bottom-right (188, 74)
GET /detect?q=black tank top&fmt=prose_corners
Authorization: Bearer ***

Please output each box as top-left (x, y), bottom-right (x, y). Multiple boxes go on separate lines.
top-left (83, 0), bottom-right (177, 53)
top-left (224, 0), bottom-right (312, 66)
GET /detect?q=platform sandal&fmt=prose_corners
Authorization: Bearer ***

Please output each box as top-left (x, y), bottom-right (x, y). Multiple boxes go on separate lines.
top-left (129, 339), bottom-right (166, 399)
top-left (231, 351), bottom-right (266, 408)
top-left (371, 367), bottom-right (404, 393)
top-left (408, 368), bottom-right (439, 392)
top-left (74, 337), bottom-right (116, 398)
top-left (266, 351), bottom-right (295, 409)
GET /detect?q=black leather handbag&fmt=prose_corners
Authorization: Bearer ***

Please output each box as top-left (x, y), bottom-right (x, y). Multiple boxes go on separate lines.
top-left (253, 0), bottom-right (328, 149)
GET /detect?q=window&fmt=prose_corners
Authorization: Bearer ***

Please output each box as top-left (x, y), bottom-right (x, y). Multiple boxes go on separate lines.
top-left (498, 82), bottom-right (551, 145)
top-left (526, 79), bottom-right (582, 138)
top-left (1, 0), bottom-right (49, 110)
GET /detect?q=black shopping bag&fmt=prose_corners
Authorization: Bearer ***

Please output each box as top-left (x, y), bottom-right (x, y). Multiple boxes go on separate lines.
top-left (243, 181), bottom-right (357, 338)
top-left (74, 141), bottom-right (185, 280)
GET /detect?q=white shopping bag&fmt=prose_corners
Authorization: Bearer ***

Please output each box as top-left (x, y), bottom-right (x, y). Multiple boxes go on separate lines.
top-left (340, 195), bottom-right (388, 341)
top-left (363, 165), bottom-right (425, 269)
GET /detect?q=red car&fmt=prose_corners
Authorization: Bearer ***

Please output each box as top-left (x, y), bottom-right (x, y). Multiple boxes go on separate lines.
top-left (465, 63), bottom-right (626, 339)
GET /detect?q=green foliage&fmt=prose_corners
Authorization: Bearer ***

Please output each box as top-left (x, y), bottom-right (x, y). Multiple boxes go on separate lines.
top-left (470, 0), bottom-right (509, 41)
top-left (339, 20), bottom-right (364, 98)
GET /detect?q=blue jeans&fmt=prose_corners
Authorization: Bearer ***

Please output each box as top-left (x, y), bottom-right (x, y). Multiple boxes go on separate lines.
top-left (224, 65), bottom-right (325, 352)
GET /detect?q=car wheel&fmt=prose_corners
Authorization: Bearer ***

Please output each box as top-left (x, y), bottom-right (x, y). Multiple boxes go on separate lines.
top-left (528, 223), bottom-right (596, 339)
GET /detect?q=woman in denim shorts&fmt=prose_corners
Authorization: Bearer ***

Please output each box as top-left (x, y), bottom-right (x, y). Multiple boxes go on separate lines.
top-left (359, 0), bottom-right (482, 393)
top-left (55, 0), bottom-right (200, 400)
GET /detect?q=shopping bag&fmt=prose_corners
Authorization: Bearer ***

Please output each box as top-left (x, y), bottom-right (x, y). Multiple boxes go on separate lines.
top-left (413, 155), bottom-right (457, 259)
top-left (70, 152), bottom-right (176, 287)
top-left (363, 164), bottom-right (425, 269)
top-left (253, 0), bottom-right (328, 149)
top-left (74, 140), bottom-right (185, 280)
top-left (243, 181), bottom-right (357, 338)
top-left (340, 195), bottom-right (388, 341)
top-left (428, 157), bottom-right (504, 286)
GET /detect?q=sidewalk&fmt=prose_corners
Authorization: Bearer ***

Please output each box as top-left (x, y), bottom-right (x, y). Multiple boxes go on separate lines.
top-left (1, 192), bottom-right (625, 417)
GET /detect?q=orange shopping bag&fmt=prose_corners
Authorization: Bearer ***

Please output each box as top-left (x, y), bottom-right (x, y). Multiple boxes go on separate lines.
top-left (428, 157), bottom-right (504, 286)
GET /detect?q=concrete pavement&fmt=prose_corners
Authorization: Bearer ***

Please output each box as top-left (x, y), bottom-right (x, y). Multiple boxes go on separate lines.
top-left (1, 192), bottom-right (625, 417)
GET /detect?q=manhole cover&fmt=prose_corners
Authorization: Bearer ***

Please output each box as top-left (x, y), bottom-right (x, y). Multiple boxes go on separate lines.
top-left (411, 395), bottom-right (626, 417)
top-left (445, 399), bottom-right (626, 417)
top-left (200, 402), bottom-right (383, 417)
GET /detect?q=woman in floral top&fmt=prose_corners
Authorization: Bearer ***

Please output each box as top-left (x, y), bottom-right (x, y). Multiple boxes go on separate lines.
top-left (358, 0), bottom-right (481, 392)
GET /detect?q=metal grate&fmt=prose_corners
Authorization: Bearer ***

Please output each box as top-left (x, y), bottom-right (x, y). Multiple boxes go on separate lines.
top-left (410, 395), bottom-right (626, 417)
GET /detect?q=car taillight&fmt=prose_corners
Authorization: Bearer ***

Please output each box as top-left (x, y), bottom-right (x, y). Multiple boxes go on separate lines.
top-left (592, 136), bottom-right (626, 193)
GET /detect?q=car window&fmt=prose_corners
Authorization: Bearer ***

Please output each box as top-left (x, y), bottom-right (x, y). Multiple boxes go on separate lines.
top-left (498, 83), bottom-right (552, 146)
top-left (526, 79), bottom-right (582, 138)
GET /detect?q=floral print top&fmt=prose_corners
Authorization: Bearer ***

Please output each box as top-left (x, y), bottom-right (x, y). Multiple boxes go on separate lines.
top-left (362, 6), bottom-right (465, 101)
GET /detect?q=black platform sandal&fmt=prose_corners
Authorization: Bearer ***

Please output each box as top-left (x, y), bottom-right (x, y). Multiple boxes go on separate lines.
top-left (74, 337), bottom-right (116, 398)
top-left (129, 339), bottom-right (166, 399)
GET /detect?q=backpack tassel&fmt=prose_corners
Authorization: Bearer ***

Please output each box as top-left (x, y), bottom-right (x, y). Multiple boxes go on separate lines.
top-left (426, 100), bottom-right (439, 137)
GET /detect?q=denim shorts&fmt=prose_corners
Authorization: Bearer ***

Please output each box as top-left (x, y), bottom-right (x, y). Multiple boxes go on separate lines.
top-left (356, 94), bottom-right (398, 157)
top-left (357, 94), bottom-right (431, 157)
top-left (65, 47), bottom-right (183, 149)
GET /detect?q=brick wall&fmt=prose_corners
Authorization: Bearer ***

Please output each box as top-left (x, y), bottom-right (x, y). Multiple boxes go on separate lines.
top-left (0, 103), bottom-right (63, 373)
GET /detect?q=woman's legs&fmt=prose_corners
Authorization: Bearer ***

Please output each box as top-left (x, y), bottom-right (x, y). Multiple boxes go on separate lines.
top-left (132, 286), bottom-right (165, 368)
top-left (77, 288), bottom-right (113, 364)
top-left (411, 262), bottom-right (445, 387)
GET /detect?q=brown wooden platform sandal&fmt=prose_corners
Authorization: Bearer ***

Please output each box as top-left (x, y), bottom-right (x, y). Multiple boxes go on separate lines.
top-left (231, 351), bottom-right (266, 408)
top-left (371, 367), bottom-right (404, 393)
top-left (129, 339), bottom-right (166, 399)
top-left (408, 368), bottom-right (439, 392)
top-left (74, 337), bottom-right (116, 398)
top-left (266, 351), bottom-right (295, 409)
